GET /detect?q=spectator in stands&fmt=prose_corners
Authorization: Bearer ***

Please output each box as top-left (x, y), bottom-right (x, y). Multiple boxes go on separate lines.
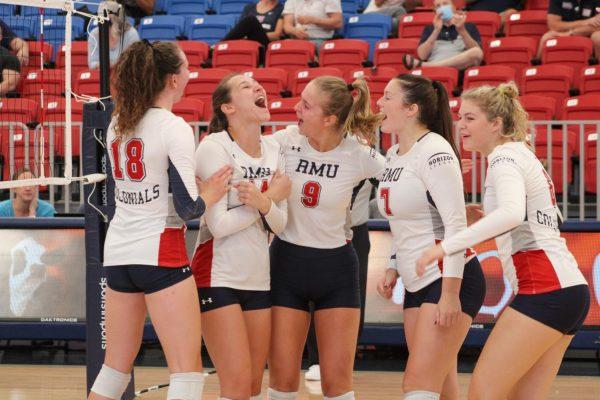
top-left (0, 19), bottom-right (28, 67)
top-left (120, 0), bottom-right (155, 20)
top-left (537, 0), bottom-right (600, 59)
top-left (0, 168), bottom-right (56, 217)
top-left (465, 0), bottom-right (525, 24)
top-left (363, 0), bottom-right (407, 17)
top-left (223, 0), bottom-right (284, 47)
top-left (88, 1), bottom-right (140, 70)
top-left (282, 0), bottom-right (343, 47)
top-left (0, 46), bottom-right (20, 96)
top-left (403, 0), bottom-right (483, 71)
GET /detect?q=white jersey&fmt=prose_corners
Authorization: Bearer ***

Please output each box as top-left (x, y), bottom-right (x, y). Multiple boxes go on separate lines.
top-left (442, 141), bottom-right (587, 294)
top-left (104, 108), bottom-right (206, 267)
top-left (192, 131), bottom-right (287, 290)
top-left (272, 125), bottom-right (385, 249)
top-left (377, 132), bottom-right (473, 292)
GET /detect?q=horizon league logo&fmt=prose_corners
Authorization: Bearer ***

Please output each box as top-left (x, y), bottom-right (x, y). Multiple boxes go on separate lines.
top-left (427, 152), bottom-right (455, 169)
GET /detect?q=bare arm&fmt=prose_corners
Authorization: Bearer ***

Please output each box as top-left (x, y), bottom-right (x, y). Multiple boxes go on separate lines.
top-left (547, 13), bottom-right (594, 32)
top-left (417, 28), bottom-right (440, 60)
top-left (10, 38), bottom-right (28, 67)
top-left (283, 14), bottom-right (308, 39)
top-left (267, 18), bottom-right (284, 41)
top-left (303, 12), bottom-right (343, 30)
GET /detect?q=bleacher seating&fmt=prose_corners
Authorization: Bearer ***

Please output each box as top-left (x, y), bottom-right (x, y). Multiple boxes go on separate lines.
top-left (520, 65), bottom-right (575, 106)
top-left (465, 11), bottom-right (501, 43)
top-left (411, 66), bottom-right (458, 96)
top-left (0, 4), bottom-right (15, 16)
top-left (504, 11), bottom-right (547, 40)
top-left (73, 70), bottom-right (101, 98)
top-left (398, 13), bottom-right (433, 40)
top-left (485, 37), bottom-right (537, 76)
top-left (346, 66), bottom-right (398, 100)
top-left (267, 97), bottom-right (300, 133)
top-left (242, 68), bottom-right (288, 98)
top-left (212, 0), bottom-right (254, 15)
top-left (21, 69), bottom-right (66, 100)
top-left (266, 40), bottom-right (316, 70)
top-left (139, 15), bottom-right (185, 41)
top-left (344, 14), bottom-right (392, 58)
top-left (166, 0), bottom-right (207, 15)
top-left (541, 36), bottom-right (594, 72)
top-left (44, 98), bottom-right (84, 158)
top-left (212, 40), bottom-right (260, 71)
top-left (579, 67), bottom-right (600, 95)
top-left (56, 41), bottom-right (89, 78)
top-left (463, 65), bottom-right (516, 91)
top-left (373, 38), bottom-right (418, 73)
top-left (319, 39), bottom-right (370, 75)
top-left (185, 15), bottom-right (236, 45)
top-left (288, 67), bottom-right (344, 96)
top-left (177, 40), bottom-right (210, 68)
top-left (173, 97), bottom-right (205, 122)
top-left (520, 95), bottom-right (557, 120)
top-left (4, 16), bottom-right (37, 40)
top-left (184, 68), bottom-right (232, 99)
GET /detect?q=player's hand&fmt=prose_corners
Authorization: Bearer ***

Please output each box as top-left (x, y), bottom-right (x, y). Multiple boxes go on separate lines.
top-left (466, 203), bottom-right (484, 226)
top-left (452, 12), bottom-right (466, 31)
top-left (433, 12), bottom-right (443, 31)
top-left (235, 181), bottom-right (272, 214)
top-left (265, 170), bottom-right (291, 202)
top-left (436, 293), bottom-right (461, 327)
top-left (416, 243), bottom-right (445, 277)
top-left (377, 268), bottom-right (398, 299)
top-left (460, 158), bottom-right (473, 174)
top-left (197, 166), bottom-right (232, 209)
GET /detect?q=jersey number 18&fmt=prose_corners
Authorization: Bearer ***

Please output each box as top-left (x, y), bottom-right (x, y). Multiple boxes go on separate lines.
top-left (110, 138), bottom-right (146, 182)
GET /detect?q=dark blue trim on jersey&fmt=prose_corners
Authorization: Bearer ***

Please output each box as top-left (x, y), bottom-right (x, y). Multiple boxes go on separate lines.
top-left (426, 190), bottom-right (437, 209)
top-left (366, 219), bottom-right (600, 233)
top-left (167, 159), bottom-right (206, 221)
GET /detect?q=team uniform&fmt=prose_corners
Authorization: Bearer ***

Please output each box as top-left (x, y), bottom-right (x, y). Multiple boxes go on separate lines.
top-left (103, 107), bottom-right (206, 293)
top-left (442, 141), bottom-right (590, 333)
top-left (191, 130), bottom-right (287, 312)
top-left (270, 125), bottom-right (385, 311)
top-left (377, 132), bottom-right (485, 319)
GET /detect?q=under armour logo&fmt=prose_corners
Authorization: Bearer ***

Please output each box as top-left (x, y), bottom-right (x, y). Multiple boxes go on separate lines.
top-left (291, 146), bottom-right (301, 152)
top-left (182, 267), bottom-right (191, 273)
top-left (201, 298), bottom-right (213, 305)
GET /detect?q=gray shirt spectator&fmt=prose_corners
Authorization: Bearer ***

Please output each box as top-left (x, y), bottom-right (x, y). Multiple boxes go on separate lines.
top-left (282, 0), bottom-right (343, 45)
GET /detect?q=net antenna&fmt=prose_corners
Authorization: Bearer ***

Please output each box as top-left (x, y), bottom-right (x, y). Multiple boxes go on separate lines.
top-left (0, 0), bottom-right (109, 189)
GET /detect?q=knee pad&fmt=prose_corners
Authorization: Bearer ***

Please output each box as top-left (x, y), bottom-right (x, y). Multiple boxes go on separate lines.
top-left (90, 364), bottom-right (131, 400)
top-left (324, 391), bottom-right (355, 400)
top-left (403, 391), bottom-right (440, 400)
top-left (267, 388), bottom-right (298, 400)
top-left (167, 372), bottom-right (205, 400)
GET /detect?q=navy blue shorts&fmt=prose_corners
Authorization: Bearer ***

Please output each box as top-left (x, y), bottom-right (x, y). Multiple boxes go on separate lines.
top-left (510, 284), bottom-right (590, 335)
top-left (105, 265), bottom-right (192, 294)
top-left (197, 287), bottom-right (271, 312)
top-left (403, 257), bottom-right (486, 319)
top-left (270, 237), bottom-right (361, 312)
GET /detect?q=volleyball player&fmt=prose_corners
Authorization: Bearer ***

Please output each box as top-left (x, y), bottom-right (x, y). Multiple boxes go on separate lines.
top-left (267, 76), bottom-right (385, 400)
top-left (88, 41), bottom-right (231, 400)
top-left (417, 82), bottom-right (590, 400)
top-left (374, 74), bottom-right (485, 400)
top-left (191, 74), bottom-right (290, 400)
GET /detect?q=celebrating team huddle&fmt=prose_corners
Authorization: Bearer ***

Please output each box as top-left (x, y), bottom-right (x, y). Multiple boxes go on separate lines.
top-left (88, 41), bottom-right (590, 400)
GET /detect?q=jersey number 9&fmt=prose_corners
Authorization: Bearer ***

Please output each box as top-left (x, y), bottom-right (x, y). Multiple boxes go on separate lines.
top-left (301, 181), bottom-right (321, 208)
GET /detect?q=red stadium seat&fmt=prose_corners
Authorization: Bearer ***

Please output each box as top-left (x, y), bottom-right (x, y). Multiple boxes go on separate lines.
top-left (398, 13), bottom-right (434, 40)
top-left (319, 39), bottom-right (370, 75)
top-left (73, 69), bottom-right (101, 97)
top-left (504, 11), bottom-right (547, 40)
top-left (525, 0), bottom-right (549, 10)
top-left (485, 36), bottom-right (537, 76)
top-left (461, 147), bottom-right (484, 195)
top-left (561, 95), bottom-right (600, 144)
top-left (411, 66), bottom-right (458, 95)
top-left (266, 97), bottom-right (299, 134)
top-left (579, 66), bottom-right (600, 95)
top-left (0, 98), bottom-right (39, 124)
top-left (26, 41), bottom-right (54, 69)
top-left (177, 40), bottom-right (210, 67)
top-left (212, 40), bottom-right (260, 71)
top-left (541, 36), bottom-right (594, 71)
top-left (184, 68), bottom-right (231, 99)
top-left (421, 0), bottom-right (465, 8)
top-left (56, 41), bottom-right (88, 78)
top-left (465, 11), bottom-right (501, 42)
top-left (173, 98), bottom-right (204, 123)
top-left (44, 98), bottom-right (84, 158)
top-left (584, 133), bottom-right (597, 193)
top-left (531, 126), bottom-right (575, 194)
top-left (463, 65), bottom-right (516, 90)
top-left (346, 66), bottom-right (398, 100)
top-left (266, 40), bottom-right (316, 70)
top-left (242, 68), bottom-right (288, 98)
top-left (520, 95), bottom-right (557, 120)
top-left (520, 65), bottom-right (575, 106)
top-left (373, 38), bottom-right (418, 73)
top-left (449, 97), bottom-right (460, 120)
top-left (288, 67), bottom-right (343, 96)
top-left (21, 69), bottom-right (65, 100)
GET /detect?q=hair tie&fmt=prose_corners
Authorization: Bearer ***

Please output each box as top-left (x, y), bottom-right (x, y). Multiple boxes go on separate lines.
top-left (347, 83), bottom-right (354, 92)
top-left (142, 39), bottom-right (156, 55)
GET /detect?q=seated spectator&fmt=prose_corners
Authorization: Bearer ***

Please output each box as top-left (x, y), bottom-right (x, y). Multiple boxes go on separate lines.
top-left (282, 0), bottom-right (343, 47)
top-left (465, 0), bottom-right (525, 24)
top-left (403, 0), bottom-right (483, 71)
top-left (121, 0), bottom-right (155, 20)
top-left (0, 18), bottom-right (28, 96)
top-left (0, 168), bottom-right (56, 217)
top-left (88, 1), bottom-right (140, 70)
top-left (223, 0), bottom-right (284, 47)
top-left (537, 0), bottom-right (600, 59)
top-left (363, 0), bottom-right (407, 17)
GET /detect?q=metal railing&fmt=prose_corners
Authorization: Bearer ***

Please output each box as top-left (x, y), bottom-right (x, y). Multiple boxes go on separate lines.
top-left (1, 120), bottom-right (599, 219)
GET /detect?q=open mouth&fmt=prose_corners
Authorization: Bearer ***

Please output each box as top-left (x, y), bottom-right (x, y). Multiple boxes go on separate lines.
top-left (254, 96), bottom-right (267, 108)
